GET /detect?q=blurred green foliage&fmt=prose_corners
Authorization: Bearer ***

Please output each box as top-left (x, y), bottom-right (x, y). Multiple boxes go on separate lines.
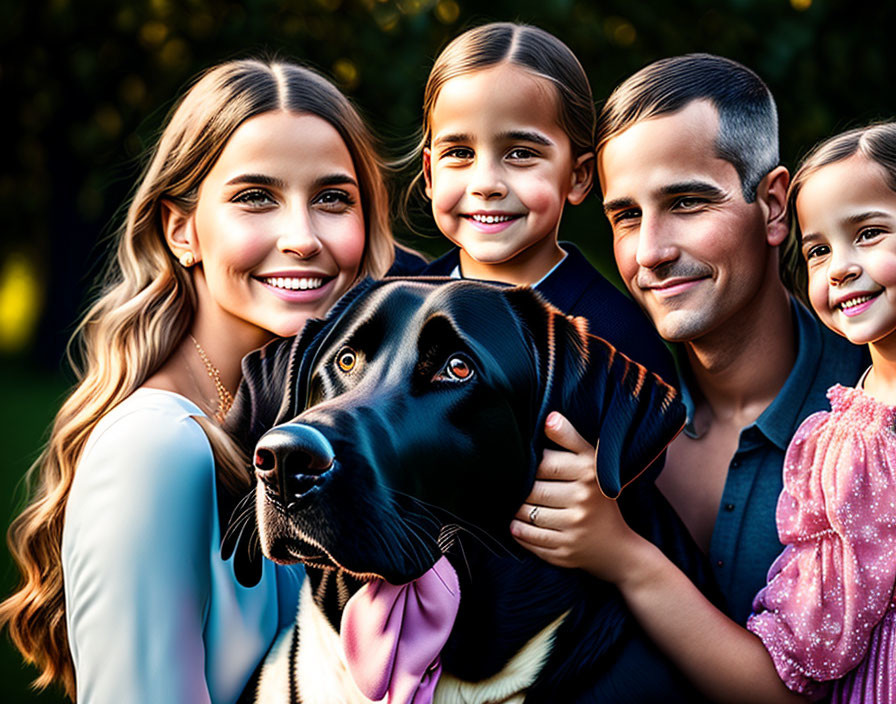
top-left (2, 0), bottom-right (894, 700)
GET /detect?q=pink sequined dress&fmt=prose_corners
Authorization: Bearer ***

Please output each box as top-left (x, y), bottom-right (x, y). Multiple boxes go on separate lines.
top-left (747, 384), bottom-right (896, 703)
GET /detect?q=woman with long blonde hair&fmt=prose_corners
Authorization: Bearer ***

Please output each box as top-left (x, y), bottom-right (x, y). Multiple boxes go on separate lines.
top-left (1, 57), bottom-right (409, 703)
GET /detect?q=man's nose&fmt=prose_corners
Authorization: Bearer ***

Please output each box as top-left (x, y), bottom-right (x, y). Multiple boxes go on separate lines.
top-left (635, 214), bottom-right (678, 269)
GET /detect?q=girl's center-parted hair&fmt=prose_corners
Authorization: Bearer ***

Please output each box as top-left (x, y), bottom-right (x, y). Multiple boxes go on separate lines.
top-left (0, 57), bottom-right (397, 700)
top-left (406, 22), bottom-right (596, 207)
top-left (784, 121), bottom-right (896, 298)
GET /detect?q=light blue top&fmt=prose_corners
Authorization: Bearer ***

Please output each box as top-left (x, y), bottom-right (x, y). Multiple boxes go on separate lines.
top-left (62, 389), bottom-right (302, 703)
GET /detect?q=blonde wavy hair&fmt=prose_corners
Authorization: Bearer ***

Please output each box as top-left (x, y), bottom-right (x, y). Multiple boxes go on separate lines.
top-left (0, 57), bottom-right (397, 699)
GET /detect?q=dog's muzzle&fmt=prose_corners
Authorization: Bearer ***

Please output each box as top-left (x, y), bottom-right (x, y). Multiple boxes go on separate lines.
top-left (254, 424), bottom-right (334, 510)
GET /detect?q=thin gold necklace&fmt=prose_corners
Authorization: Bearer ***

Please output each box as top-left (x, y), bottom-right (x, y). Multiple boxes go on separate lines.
top-left (190, 335), bottom-right (234, 422)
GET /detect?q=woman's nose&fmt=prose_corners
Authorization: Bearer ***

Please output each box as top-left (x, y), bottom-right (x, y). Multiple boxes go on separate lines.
top-left (278, 210), bottom-right (322, 259)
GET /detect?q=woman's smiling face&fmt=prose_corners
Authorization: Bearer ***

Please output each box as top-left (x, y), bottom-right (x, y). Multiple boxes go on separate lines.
top-left (181, 110), bottom-right (366, 347)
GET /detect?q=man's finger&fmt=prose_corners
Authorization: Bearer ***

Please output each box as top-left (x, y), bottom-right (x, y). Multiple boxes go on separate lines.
top-left (544, 411), bottom-right (595, 455)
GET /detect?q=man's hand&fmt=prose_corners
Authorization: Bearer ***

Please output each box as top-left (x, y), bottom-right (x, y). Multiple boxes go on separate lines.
top-left (510, 411), bottom-right (634, 579)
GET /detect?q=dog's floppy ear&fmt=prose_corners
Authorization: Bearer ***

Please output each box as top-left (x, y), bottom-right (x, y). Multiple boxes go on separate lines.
top-left (504, 287), bottom-right (685, 499)
top-left (224, 277), bottom-right (383, 453)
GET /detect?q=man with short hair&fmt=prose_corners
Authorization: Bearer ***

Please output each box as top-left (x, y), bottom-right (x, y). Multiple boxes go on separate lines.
top-left (514, 54), bottom-right (867, 628)
top-left (597, 53), bottom-right (869, 625)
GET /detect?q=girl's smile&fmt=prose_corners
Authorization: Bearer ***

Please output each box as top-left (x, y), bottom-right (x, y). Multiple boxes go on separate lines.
top-left (423, 63), bottom-right (593, 285)
top-left (798, 154), bottom-right (896, 351)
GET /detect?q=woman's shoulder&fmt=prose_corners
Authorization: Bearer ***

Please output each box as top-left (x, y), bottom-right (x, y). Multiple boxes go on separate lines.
top-left (83, 389), bottom-right (208, 460)
top-left (71, 389), bottom-right (215, 517)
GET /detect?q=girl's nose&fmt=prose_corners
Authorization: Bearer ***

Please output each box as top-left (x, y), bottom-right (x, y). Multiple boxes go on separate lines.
top-left (827, 251), bottom-right (861, 286)
top-left (468, 159), bottom-right (507, 200)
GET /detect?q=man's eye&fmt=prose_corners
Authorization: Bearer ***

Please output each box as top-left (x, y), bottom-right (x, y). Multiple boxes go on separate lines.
top-left (612, 208), bottom-right (641, 225)
top-left (674, 197), bottom-right (706, 210)
top-left (433, 354), bottom-right (475, 383)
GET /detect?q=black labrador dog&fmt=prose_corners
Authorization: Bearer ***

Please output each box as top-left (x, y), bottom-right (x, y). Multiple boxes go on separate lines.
top-left (225, 277), bottom-right (716, 703)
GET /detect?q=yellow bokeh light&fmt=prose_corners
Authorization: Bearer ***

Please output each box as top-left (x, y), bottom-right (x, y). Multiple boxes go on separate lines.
top-left (791, 0), bottom-right (812, 10)
top-left (435, 0), bottom-right (460, 24)
top-left (0, 253), bottom-right (43, 354)
top-left (333, 59), bottom-right (360, 90)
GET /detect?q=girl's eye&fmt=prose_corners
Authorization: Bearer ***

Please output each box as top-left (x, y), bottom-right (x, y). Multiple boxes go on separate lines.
top-left (232, 188), bottom-right (276, 207)
top-left (336, 347), bottom-right (357, 372)
top-left (804, 244), bottom-right (830, 261)
top-left (434, 355), bottom-right (475, 383)
top-left (314, 189), bottom-right (355, 212)
top-left (857, 227), bottom-right (885, 242)
top-left (443, 147), bottom-right (474, 160)
top-left (507, 147), bottom-right (537, 160)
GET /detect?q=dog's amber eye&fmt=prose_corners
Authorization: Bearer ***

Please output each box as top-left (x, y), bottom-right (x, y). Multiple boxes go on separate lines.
top-left (336, 347), bottom-right (357, 372)
top-left (441, 355), bottom-right (474, 382)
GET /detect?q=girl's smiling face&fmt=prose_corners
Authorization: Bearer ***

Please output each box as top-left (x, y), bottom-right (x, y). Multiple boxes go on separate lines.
top-left (798, 154), bottom-right (896, 350)
top-left (171, 110), bottom-right (366, 349)
top-left (423, 63), bottom-right (593, 285)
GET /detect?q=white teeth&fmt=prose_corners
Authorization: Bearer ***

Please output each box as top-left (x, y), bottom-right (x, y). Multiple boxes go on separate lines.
top-left (262, 277), bottom-right (324, 291)
top-left (839, 294), bottom-right (874, 310)
top-left (470, 213), bottom-right (515, 224)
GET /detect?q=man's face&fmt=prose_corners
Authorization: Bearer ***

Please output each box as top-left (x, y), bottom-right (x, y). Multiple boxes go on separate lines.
top-left (598, 100), bottom-right (775, 343)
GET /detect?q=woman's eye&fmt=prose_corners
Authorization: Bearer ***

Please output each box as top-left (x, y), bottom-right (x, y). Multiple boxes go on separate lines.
top-left (434, 355), bottom-right (475, 383)
top-left (314, 189), bottom-right (355, 213)
top-left (336, 346), bottom-right (357, 372)
top-left (232, 188), bottom-right (276, 207)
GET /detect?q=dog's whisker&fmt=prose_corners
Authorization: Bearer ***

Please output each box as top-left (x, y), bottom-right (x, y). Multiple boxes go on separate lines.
top-left (386, 487), bottom-right (512, 558)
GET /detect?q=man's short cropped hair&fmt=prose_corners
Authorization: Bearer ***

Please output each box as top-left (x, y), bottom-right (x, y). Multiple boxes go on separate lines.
top-left (597, 53), bottom-right (779, 203)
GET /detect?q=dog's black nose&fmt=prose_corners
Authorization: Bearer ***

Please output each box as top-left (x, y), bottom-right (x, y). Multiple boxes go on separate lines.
top-left (254, 424), bottom-right (334, 508)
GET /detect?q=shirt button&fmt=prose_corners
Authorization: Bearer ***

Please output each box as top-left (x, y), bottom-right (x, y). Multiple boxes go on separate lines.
top-left (725, 503), bottom-right (735, 512)
top-left (716, 560), bottom-right (724, 567)
top-left (731, 459), bottom-right (741, 469)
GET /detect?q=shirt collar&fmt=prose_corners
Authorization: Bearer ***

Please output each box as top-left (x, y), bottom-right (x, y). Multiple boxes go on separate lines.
top-left (677, 298), bottom-right (820, 450)
top-left (449, 245), bottom-right (572, 289)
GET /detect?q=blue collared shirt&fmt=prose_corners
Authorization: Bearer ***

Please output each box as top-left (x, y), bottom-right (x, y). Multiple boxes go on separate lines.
top-left (677, 299), bottom-right (869, 625)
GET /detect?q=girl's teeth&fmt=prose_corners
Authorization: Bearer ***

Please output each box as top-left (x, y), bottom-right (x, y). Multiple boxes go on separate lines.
top-left (472, 214), bottom-right (514, 224)
top-left (264, 277), bottom-right (324, 291)
top-left (840, 294), bottom-right (873, 310)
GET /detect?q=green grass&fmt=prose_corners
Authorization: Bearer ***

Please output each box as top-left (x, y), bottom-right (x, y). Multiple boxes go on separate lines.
top-left (0, 361), bottom-right (70, 703)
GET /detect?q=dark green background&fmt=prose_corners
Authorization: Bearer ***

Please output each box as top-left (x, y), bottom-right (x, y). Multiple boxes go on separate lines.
top-left (2, 0), bottom-right (893, 700)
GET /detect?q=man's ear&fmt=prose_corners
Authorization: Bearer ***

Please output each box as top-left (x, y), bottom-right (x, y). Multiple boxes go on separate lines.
top-left (422, 147), bottom-right (433, 200)
top-left (567, 151), bottom-right (595, 206)
top-left (160, 199), bottom-right (200, 264)
top-left (758, 165), bottom-right (790, 247)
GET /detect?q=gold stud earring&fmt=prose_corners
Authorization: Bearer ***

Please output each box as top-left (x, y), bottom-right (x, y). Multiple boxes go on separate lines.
top-left (179, 251), bottom-right (195, 268)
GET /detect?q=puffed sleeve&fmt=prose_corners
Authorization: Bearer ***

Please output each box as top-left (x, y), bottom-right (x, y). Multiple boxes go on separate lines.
top-left (747, 404), bottom-right (896, 698)
top-left (62, 406), bottom-right (216, 704)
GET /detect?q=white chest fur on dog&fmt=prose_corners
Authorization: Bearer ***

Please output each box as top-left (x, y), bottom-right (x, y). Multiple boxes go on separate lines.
top-left (255, 581), bottom-right (567, 704)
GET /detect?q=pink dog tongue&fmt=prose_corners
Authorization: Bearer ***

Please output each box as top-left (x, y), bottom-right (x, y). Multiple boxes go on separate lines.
top-left (340, 556), bottom-right (460, 704)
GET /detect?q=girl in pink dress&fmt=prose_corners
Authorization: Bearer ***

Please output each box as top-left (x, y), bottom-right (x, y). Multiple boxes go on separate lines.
top-left (745, 122), bottom-right (896, 702)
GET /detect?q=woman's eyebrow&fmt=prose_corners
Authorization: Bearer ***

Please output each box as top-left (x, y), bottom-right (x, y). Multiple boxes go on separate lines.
top-left (225, 173), bottom-right (287, 188)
